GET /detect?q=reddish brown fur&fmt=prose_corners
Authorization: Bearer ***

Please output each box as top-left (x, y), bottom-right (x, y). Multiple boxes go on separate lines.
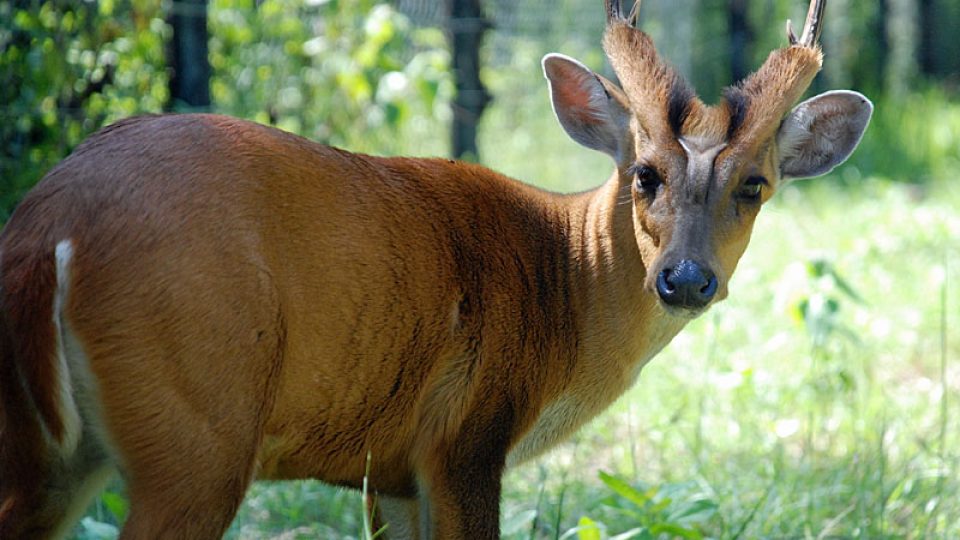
top-left (603, 22), bottom-right (689, 142)
top-left (730, 46), bottom-right (823, 149)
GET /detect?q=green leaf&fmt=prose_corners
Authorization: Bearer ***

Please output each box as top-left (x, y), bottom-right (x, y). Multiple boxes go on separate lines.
top-left (100, 491), bottom-right (129, 521)
top-left (599, 471), bottom-right (652, 509)
top-left (576, 516), bottom-right (603, 540)
top-left (648, 496), bottom-right (672, 514)
top-left (831, 270), bottom-right (866, 304)
top-left (667, 497), bottom-right (718, 524)
top-left (650, 522), bottom-right (702, 539)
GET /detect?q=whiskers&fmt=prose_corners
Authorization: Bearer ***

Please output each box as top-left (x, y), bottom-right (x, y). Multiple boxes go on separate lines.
top-left (616, 183), bottom-right (634, 206)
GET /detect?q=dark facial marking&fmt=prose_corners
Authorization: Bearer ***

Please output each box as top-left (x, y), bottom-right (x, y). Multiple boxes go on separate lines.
top-left (667, 78), bottom-right (695, 136)
top-left (722, 86), bottom-right (750, 140)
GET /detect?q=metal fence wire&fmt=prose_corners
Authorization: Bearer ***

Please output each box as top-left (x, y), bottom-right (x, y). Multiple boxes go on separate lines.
top-left (396, 0), bottom-right (756, 102)
top-left (396, 0), bottom-right (918, 100)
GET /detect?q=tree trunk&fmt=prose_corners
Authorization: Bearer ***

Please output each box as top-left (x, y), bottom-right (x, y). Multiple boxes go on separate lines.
top-left (885, 0), bottom-right (919, 99)
top-left (448, 0), bottom-right (490, 161)
top-left (168, 0), bottom-right (211, 111)
top-left (728, 0), bottom-right (750, 82)
top-left (918, 0), bottom-right (934, 76)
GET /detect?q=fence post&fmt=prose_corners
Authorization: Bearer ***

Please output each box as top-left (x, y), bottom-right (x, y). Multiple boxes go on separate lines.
top-left (168, 0), bottom-right (211, 111)
top-left (448, 0), bottom-right (491, 161)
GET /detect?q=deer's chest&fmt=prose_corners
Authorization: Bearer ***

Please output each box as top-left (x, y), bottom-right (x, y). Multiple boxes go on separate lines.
top-left (505, 317), bottom-right (685, 468)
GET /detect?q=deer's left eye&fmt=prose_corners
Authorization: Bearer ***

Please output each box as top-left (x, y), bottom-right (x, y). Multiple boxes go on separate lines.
top-left (737, 176), bottom-right (767, 201)
top-left (633, 166), bottom-right (663, 194)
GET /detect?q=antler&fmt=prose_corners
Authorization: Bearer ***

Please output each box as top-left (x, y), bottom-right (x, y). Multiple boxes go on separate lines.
top-left (602, 0), bottom-right (697, 139)
top-left (786, 0), bottom-right (826, 47)
top-left (605, 0), bottom-right (640, 27)
top-left (724, 0), bottom-right (826, 148)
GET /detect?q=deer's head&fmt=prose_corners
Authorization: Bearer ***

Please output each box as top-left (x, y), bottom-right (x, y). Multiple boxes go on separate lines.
top-left (543, 0), bottom-right (872, 316)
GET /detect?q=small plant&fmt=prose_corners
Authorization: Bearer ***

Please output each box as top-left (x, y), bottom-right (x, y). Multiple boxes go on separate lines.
top-left (569, 473), bottom-right (717, 540)
top-left (793, 257), bottom-right (863, 353)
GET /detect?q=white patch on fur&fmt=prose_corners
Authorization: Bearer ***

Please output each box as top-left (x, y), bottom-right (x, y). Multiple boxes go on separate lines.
top-left (54, 239), bottom-right (82, 455)
top-left (507, 396), bottom-right (586, 467)
top-left (377, 496), bottom-right (420, 540)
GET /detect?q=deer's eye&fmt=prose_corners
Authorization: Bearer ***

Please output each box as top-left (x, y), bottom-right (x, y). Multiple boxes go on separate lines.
top-left (737, 176), bottom-right (767, 201)
top-left (634, 166), bottom-right (663, 194)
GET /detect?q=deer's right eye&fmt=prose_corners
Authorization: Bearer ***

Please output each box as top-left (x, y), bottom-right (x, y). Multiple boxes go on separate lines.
top-left (634, 166), bottom-right (663, 194)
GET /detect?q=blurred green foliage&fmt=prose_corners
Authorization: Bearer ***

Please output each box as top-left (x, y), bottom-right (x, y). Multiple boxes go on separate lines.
top-left (853, 87), bottom-right (960, 184)
top-left (0, 0), bottom-right (168, 218)
top-left (0, 0), bottom-right (451, 219)
top-left (208, 0), bottom-right (451, 152)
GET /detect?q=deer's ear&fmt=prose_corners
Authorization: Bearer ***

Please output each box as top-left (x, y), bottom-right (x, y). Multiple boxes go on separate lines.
top-left (777, 90), bottom-right (873, 180)
top-left (543, 53), bottom-right (630, 161)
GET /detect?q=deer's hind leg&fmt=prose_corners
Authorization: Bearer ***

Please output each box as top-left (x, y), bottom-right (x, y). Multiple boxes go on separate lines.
top-left (70, 252), bottom-right (286, 539)
top-left (106, 343), bottom-right (277, 540)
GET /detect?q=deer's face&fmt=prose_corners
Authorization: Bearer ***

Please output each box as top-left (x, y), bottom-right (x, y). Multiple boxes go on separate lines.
top-left (544, 0), bottom-right (872, 316)
top-left (625, 130), bottom-right (775, 313)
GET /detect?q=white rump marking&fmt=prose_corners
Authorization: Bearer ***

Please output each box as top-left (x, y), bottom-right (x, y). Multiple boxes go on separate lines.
top-left (54, 239), bottom-right (82, 455)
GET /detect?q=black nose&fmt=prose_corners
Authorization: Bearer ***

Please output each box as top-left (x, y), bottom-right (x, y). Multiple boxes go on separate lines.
top-left (656, 259), bottom-right (718, 309)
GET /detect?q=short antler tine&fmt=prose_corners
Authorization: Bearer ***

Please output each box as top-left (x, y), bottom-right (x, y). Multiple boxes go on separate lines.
top-left (786, 19), bottom-right (798, 45)
top-left (626, 0), bottom-right (641, 27)
top-left (605, 0), bottom-right (620, 23)
top-left (799, 0), bottom-right (826, 47)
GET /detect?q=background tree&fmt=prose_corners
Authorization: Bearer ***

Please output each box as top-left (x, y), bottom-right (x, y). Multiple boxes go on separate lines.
top-left (448, 0), bottom-right (490, 160)
top-left (168, 0), bottom-right (211, 110)
top-left (0, 0), bottom-right (167, 218)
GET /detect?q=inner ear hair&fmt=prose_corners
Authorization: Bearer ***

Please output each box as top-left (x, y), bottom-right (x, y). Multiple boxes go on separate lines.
top-left (777, 90), bottom-right (874, 179)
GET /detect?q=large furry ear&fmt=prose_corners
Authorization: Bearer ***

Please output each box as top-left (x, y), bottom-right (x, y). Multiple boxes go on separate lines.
top-left (777, 90), bottom-right (873, 180)
top-left (542, 53), bottom-right (630, 161)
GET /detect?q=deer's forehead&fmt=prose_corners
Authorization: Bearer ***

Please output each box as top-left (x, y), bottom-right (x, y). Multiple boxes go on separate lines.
top-left (678, 137), bottom-right (727, 167)
top-left (631, 102), bottom-right (742, 165)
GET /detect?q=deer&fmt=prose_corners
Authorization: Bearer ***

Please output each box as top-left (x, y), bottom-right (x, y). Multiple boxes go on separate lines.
top-left (0, 0), bottom-right (871, 538)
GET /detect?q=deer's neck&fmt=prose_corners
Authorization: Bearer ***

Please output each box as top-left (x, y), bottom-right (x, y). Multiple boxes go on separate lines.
top-left (565, 173), bottom-right (689, 385)
top-left (505, 174), bottom-right (690, 467)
